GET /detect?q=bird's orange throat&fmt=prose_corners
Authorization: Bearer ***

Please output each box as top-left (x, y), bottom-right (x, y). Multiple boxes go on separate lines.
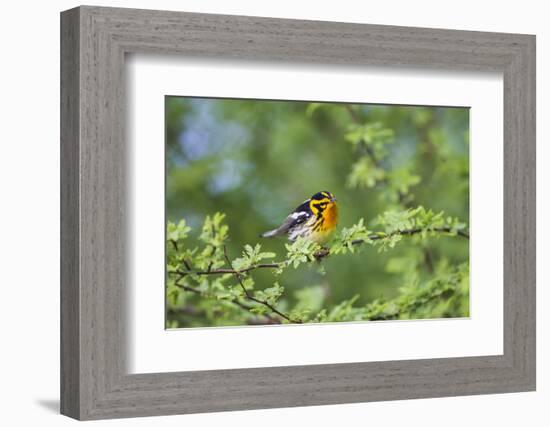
top-left (311, 203), bottom-right (338, 244)
top-left (324, 202), bottom-right (338, 230)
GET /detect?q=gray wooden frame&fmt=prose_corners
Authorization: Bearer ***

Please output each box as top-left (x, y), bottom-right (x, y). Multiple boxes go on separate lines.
top-left (60, 5), bottom-right (536, 420)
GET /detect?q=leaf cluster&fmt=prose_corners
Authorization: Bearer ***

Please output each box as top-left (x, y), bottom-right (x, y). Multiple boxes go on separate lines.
top-left (166, 211), bottom-right (469, 327)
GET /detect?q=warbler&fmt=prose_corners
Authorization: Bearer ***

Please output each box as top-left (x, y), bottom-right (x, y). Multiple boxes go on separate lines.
top-left (260, 191), bottom-right (338, 244)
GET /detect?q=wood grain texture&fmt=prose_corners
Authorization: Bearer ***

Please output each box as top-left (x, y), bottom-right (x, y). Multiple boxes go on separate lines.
top-left (60, 7), bottom-right (80, 419)
top-left (60, 5), bottom-right (536, 420)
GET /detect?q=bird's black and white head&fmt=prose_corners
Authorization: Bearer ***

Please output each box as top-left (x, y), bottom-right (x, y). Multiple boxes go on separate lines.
top-left (308, 191), bottom-right (337, 215)
top-left (311, 191), bottom-right (336, 202)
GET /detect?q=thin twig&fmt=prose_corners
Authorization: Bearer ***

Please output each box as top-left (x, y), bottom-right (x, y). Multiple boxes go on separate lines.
top-left (172, 275), bottom-right (281, 323)
top-left (311, 227), bottom-right (469, 261)
top-left (181, 258), bottom-right (192, 271)
top-left (344, 105), bottom-right (383, 169)
top-left (172, 262), bottom-right (283, 277)
top-left (223, 245), bottom-right (299, 324)
top-left (169, 239), bottom-right (178, 252)
top-left (365, 226), bottom-right (470, 241)
top-left (170, 226), bottom-right (469, 277)
top-left (172, 282), bottom-right (250, 311)
top-left (344, 105), bottom-right (411, 204)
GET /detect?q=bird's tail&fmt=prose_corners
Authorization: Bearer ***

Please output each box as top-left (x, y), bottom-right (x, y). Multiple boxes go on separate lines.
top-left (259, 228), bottom-right (280, 238)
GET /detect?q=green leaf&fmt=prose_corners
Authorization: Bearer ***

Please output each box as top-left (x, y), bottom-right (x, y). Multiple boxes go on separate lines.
top-left (285, 237), bottom-right (322, 269)
top-left (167, 219), bottom-right (191, 243)
top-left (199, 212), bottom-right (229, 247)
top-left (255, 282), bottom-right (284, 306)
top-left (387, 167), bottom-right (421, 195)
top-left (345, 123), bottom-right (394, 152)
top-left (346, 157), bottom-right (386, 189)
top-left (375, 208), bottom-right (420, 233)
top-left (331, 218), bottom-right (371, 254)
top-left (232, 243), bottom-right (277, 271)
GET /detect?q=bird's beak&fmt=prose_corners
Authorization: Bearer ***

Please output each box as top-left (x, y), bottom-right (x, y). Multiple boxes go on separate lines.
top-left (331, 196), bottom-right (337, 202)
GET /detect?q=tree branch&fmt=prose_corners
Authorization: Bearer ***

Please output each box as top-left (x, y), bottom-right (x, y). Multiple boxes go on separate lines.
top-left (365, 226), bottom-right (470, 241)
top-left (344, 105), bottom-right (412, 204)
top-left (222, 246), bottom-right (300, 324)
top-left (344, 105), bottom-right (382, 169)
top-left (170, 226), bottom-right (468, 277)
top-left (174, 262), bottom-right (284, 277)
top-left (343, 106), bottom-right (458, 271)
top-left (172, 270), bottom-right (282, 324)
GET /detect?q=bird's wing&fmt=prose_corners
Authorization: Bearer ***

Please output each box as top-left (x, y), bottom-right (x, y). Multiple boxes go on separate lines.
top-left (260, 201), bottom-right (312, 238)
top-left (279, 210), bottom-right (311, 233)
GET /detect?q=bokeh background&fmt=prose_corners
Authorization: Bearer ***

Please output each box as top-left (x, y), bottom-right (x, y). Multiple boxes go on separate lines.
top-left (166, 96), bottom-right (469, 327)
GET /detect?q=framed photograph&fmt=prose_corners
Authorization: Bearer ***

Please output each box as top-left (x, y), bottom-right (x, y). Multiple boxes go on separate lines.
top-left (61, 6), bottom-right (536, 420)
top-left (163, 97), bottom-right (471, 330)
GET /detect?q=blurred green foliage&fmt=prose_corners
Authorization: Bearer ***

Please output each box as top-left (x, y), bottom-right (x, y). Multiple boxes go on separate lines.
top-left (165, 97), bottom-right (469, 328)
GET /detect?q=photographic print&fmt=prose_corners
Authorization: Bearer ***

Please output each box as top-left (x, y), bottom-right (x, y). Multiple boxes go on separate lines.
top-left (166, 97), bottom-right (469, 329)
